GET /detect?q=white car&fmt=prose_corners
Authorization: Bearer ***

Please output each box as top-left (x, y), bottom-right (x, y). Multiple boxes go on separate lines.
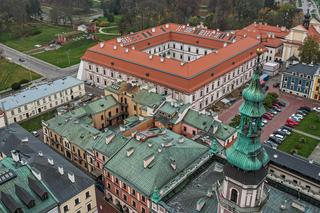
top-left (262, 119), bottom-right (268, 124)
top-left (313, 107), bottom-right (320, 112)
top-left (270, 134), bottom-right (284, 141)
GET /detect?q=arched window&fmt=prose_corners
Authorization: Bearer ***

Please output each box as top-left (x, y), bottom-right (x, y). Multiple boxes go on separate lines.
top-left (230, 189), bottom-right (238, 203)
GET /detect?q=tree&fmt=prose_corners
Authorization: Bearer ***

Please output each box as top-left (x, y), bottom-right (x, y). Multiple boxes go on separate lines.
top-left (188, 16), bottom-right (202, 26)
top-left (0, 48), bottom-right (4, 59)
top-left (229, 114), bottom-right (241, 128)
top-left (299, 37), bottom-right (320, 64)
top-left (11, 83), bottom-right (21, 91)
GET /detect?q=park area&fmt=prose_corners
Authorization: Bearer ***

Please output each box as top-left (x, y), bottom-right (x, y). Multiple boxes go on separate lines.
top-left (20, 110), bottom-right (56, 132)
top-left (0, 21), bottom-right (119, 68)
top-left (0, 58), bottom-right (41, 91)
top-left (278, 111), bottom-right (320, 158)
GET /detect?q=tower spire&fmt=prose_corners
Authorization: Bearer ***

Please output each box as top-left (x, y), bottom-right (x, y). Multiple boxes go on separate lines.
top-left (225, 48), bottom-right (269, 171)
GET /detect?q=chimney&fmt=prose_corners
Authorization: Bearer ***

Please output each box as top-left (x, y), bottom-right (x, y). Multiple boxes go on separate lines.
top-left (58, 165), bottom-right (64, 175)
top-left (151, 27), bottom-right (156, 33)
top-left (113, 45), bottom-right (117, 50)
top-left (149, 55), bottom-right (153, 60)
top-left (38, 151), bottom-right (43, 157)
top-left (11, 150), bottom-right (20, 162)
top-left (131, 46), bottom-right (135, 50)
top-left (165, 24), bottom-right (169, 29)
top-left (48, 157), bottom-right (54, 166)
top-left (99, 42), bottom-right (105, 48)
top-left (160, 57), bottom-right (165, 63)
top-left (68, 172), bottom-right (75, 183)
top-left (125, 48), bottom-right (129, 53)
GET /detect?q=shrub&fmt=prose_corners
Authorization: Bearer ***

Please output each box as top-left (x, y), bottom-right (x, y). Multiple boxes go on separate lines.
top-left (19, 79), bottom-right (30, 84)
top-left (11, 82), bottom-right (21, 90)
top-left (97, 20), bottom-right (109, 27)
top-left (229, 114), bottom-right (241, 128)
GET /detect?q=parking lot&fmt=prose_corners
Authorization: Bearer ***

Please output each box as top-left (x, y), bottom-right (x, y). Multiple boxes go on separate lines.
top-left (219, 75), bottom-right (319, 142)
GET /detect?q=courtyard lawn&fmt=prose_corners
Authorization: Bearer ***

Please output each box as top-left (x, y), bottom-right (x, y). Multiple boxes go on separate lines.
top-left (295, 111), bottom-right (320, 137)
top-left (20, 110), bottom-right (56, 132)
top-left (278, 132), bottom-right (320, 158)
top-left (0, 23), bottom-right (71, 52)
top-left (0, 58), bottom-right (41, 91)
top-left (33, 39), bottom-right (97, 68)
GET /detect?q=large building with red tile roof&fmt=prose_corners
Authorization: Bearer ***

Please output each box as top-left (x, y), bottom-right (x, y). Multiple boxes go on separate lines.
top-left (77, 23), bottom-right (264, 110)
top-left (236, 22), bottom-right (289, 63)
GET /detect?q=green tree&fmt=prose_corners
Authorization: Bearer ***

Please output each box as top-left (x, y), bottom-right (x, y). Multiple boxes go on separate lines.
top-left (188, 16), bottom-right (202, 26)
top-left (229, 114), bottom-right (241, 128)
top-left (299, 37), bottom-right (320, 64)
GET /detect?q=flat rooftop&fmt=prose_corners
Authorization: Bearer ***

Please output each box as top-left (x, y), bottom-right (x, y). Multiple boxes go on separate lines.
top-left (0, 76), bottom-right (83, 111)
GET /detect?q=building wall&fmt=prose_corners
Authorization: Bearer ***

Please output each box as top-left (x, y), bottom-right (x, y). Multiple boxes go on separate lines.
top-left (82, 56), bottom-right (258, 110)
top-left (122, 118), bottom-right (155, 137)
top-left (280, 72), bottom-right (314, 98)
top-left (310, 75), bottom-right (320, 101)
top-left (281, 28), bottom-right (308, 62)
top-left (4, 83), bottom-right (85, 124)
top-left (104, 170), bottom-right (150, 213)
top-left (91, 105), bottom-right (121, 129)
top-left (59, 184), bottom-right (97, 213)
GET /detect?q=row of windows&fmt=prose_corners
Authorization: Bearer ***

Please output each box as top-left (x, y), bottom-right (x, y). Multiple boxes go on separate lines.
top-left (63, 191), bottom-right (92, 212)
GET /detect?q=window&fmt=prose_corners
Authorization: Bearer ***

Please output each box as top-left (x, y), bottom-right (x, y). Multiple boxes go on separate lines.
top-left (142, 195), bottom-right (146, 202)
top-left (230, 189), bottom-right (238, 203)
top-left (142, 207), bottom-right (146, 213)
top-left (132, 189), bottom-right (136, 195)
top-left (75, 198), bottom-right (80, 205)
top-left (192, 95), bottom-right (195, 102)
top-left (123, 183), bottom-right (127, 189)
top-left (115, 178), bottom-right (119, 184)
top-left (123, 194), bottom-right (127, 201)
top-left (132, 200), bottom-right (136, 208)
top-left (116, 189), bottom-right (119, 195)
top-left (101, 115), bottom-right (104, 120)
top-left (192, 130), bottom-right (196, 136)
top-left (183, 126), bottom-right (187, 132)
top-left (63, 205), bottom-right (69, 212)
top-left (86, 191), bottom-right (90, 199)
top-left (87, 203), bottom-right (92, 211)
top-left (76, 210), bottom-right (81, 213)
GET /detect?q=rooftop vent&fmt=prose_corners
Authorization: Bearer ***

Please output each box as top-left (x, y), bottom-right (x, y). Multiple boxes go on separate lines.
top-left (127, 147), bottom-right (135, 157)
top-left (113, 45), bottom-right (117, 50)
top-left (178, 137), bottom-right (184, 143)
top-left (131, 46), bottom-right (135, 50)
top-left (38, 151), bottom-right (43, 157)
top-left (160, 57), bottom-right (165, 63)
top-left (11, 150), bottom-right (20, 163)
top-left (120, 43), bottom-right (124, 47)
top-left (180, 62), bottom-right (185, 66)
top-left (68, 172), bottom-right (75, 183)
top-left (170, 160), bottom-right (176, 170)
top-left (47, 157), bottom-right (54, 166)
top-left (99, 42), bottom-right (105, 48)
top-left (148, 143), bottom-right (153, 148)
top-left (116, 37), bottom-right (121, 43)
top-left (158, 148), bottom-right (162, 153)
top-left (273, 154), bottom-right (278, 159)
top-left (151, 27), bottom-right (156, 33)
top-left (125, 48), bottom-right (129, 53)
top-left (58, 165), bottom-right (64, 175)
top-left (309, 160), bottom-right (314, 164)
top-left (144, 154), bottom-right (155, 168)
top-left (149, 55), bottom-right (153, 60)
top-left (165, 24), bottom-right (169, 29)
top-left (196, 198), bottom-right (206, 211)
top-left (223, 43), bottom-right (227, 47)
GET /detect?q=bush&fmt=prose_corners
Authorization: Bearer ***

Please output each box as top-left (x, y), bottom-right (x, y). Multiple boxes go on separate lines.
top-left (11, 82), bottom-right (21, 90)
top-left (97, 20), bottom-right (109, 27)
top-left (229, 114), bottom-right (241, 128)
top-left (19, 79), bottom-right (30, 84)
top-left (264, 92), bottom-right (278, 108)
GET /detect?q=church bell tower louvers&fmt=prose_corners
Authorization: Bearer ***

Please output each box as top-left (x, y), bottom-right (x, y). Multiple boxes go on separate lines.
top-left (217, 48), bottom-right (270, 213)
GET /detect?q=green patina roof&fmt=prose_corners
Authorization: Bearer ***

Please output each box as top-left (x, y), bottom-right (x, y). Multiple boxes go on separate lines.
top-left (93, 131), bottom-right (129, 158)
top-left (215, 123), bottom-right (236, 141)
top-left (226, 57), bottom-right (269, 171)
top-left (157, 101), bottom-right (190, 124)
top-left (133, 90), bottom-right (165, 108)
top-left (105, 129), bottom-right (209, 198)
top-left (183, 110), bottom-right (217, 132)
top-left (0, 158), bottom-right (57, 213)
top-left (85, 95), bottom-right (118, 115)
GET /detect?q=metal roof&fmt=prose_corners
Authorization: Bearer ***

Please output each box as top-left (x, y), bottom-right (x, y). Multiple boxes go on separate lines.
top-left (0, 76), bottom-right (83, 111)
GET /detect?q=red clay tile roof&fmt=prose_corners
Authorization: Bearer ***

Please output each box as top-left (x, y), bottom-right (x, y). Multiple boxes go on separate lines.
top-left (82, 24), bottom-right (261, 93)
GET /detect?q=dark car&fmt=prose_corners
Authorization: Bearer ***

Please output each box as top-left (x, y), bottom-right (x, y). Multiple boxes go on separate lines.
top-left (281, 125), bottom-right (292, 132)
top-left (272, 106), bottom-right (281, 112)
top-left (277, 101), bottom-right (286, 107)
top-left (269, 136), bottom-right (282, 144)
top-left (299, 106), bottom-right (311, 112)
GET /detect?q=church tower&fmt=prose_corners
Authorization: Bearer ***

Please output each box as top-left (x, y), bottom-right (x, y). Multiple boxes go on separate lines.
top-left (217, 48), bottom-right (270, 213)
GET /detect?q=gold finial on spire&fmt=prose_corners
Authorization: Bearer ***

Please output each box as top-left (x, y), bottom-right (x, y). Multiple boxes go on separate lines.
top-left (256, 48), bottom-right (264, 56)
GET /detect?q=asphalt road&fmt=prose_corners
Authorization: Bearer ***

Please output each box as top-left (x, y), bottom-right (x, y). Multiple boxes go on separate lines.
top-left (0, 43), bottom-right (79, 80)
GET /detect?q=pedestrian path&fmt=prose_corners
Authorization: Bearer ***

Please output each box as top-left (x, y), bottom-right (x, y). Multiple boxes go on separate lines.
top-left (292, 129), bottom-right (320, 140)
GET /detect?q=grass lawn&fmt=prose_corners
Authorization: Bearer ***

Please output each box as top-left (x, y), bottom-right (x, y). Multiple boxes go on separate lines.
top-left (20, 110), bottom-right (56, 132)
top-left (34, 39), bottom-right (97, 68)
top-left (0, 58), bottom-right (41, 91)
top-left (278, 132), bottom-right (320, 158)
top-left (295, 111), bottom-right (320, 137)
top-left (101, 26), bottom-right (119, 34)
top-left (0, 23), bottom-right (71, 52)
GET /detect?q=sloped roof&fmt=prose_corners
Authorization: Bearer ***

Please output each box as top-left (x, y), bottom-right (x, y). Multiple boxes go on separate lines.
top-left (132, 90), bottom-right (165, 108)
top-left (93, 132), bottom-right (129, 158)
top-left (183, 110), bottom-right (217, 132)
top-left (105, 129), bottom-right (210, 197)
top-left (85, 95), bottom-right (119, 115)
top-left (0, 158), bottom-right (57, 213)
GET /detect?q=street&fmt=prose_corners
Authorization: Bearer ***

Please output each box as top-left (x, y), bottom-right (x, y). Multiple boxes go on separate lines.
top-left (0, 43), bottom-right (78, 80)
top-left (219, 75), bottom-right (319, 142)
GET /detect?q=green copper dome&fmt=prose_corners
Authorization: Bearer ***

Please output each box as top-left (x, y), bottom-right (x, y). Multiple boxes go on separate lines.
top-left (226, 49), bottom-right (269, 171)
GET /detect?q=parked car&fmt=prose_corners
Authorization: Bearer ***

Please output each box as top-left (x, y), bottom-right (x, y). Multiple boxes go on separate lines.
top-left (262, 119), bottom-right (268, 124)
top-left (263, 114), bottom-right (272, 120)
top-left (281, 125), bottom-right (292, 132)
top-left (266, 140), bottom-right (278, 148)
top-left (294, 113), bottom-right (304, 119)
top-left (299, 106), bottom-right (311, 112)
top-left (296, 110), bottom-right (307, 116)
top-left (32, 131), bottom-right (39, 137)
top-left (286, 119), bottom-right (299, 126)
top-left (285, 122), bottom-right (295, 128)
top-left (290, 115), bottom-right (302, 122)
top-left (269, 136), bottom-right (282, 144)
top-left (277, 101), bottom-right (286, 107)
top-left (279, 128), bottom-right (291, 135)
top-left (272, 106), bottom-right (281, 112)
top-left (274, 130), bottom-right (286, 137)
top-left (270, 133), bottom-right (285, 141)
top-left (265, 112), bottom-right (274, 117)
top-left (269, 109), bottom-right (277, 115)
top-left (313, 107), bottom-right (320, 112)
